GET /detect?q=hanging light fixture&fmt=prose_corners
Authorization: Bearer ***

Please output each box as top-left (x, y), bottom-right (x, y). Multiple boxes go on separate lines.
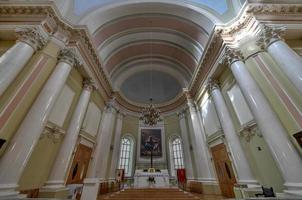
top-left (140, 98), bottom-right (162, 126)
top-left (139, 21), bottom-right (162, 126)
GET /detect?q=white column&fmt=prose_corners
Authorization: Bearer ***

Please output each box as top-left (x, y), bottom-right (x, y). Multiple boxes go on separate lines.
top-left (109, 112), bottom-right (124, 180)
top-left (258, 25), bottom-right (302, 95)
top-left (81, 103), bottom-right (116, 200)
top-left (225, 47), bottom-right (302, 196)
top-left (0, 48), bottom-right (77, 197)
top-left (94, 105), bottom-right (116, 180)
top-left (208, 79), bottom-right (258, 186)
top-left (42, 78), bottom-right (94, 190)
top-left (0, 27), bottom-right (47, 96)
top-left (177, 111), bottom-right (194, 180)
top-left (196, 109), bottom-right (217, 179)
top-left (186, 95), bottom-right (215, 183)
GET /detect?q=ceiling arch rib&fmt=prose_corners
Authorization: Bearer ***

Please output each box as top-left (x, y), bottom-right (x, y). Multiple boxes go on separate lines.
top-left (104, 42), bottom-right (198, 75)
top-left (93, 14), bottom-right (209, 48)
top-left (111, 56), bottom-right (192, 83)
top-left (102, 40), bottom-right (200, 72)
top-left (99, 31), bottom-right (203, 62)
top-left (79, 1), bottom-right (217, 34)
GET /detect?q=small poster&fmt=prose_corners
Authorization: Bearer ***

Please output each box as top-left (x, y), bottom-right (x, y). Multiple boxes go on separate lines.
top-left (140, 129), bottom-right (162, 158)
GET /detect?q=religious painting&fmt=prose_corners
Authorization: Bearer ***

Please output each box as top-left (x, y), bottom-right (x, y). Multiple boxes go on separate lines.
top-left (140, 129), bottom-right (162, 158)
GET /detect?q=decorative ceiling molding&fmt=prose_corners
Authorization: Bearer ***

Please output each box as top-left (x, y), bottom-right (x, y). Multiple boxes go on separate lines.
top-left (92, 14), bottom-right (209, 48)
top-left (110, 55), bottom-right (192, 80)
top-left (104, 42), bottom-right (197, 74)
top-left (114, 91), bottom-right (187, 114)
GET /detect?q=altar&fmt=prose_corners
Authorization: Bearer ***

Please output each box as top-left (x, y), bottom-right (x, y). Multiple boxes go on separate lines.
top-left (134, 169), bottom-right (170, 188)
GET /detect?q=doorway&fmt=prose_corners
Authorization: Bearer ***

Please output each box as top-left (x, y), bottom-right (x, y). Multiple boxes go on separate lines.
top-left (211, 143), bottom-right (236, 198)
top-left (66, 143), bottom-right (93, 184)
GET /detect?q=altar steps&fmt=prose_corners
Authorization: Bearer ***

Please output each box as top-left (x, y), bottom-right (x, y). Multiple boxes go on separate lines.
top-left (99, 188), bottom-right (201, 200)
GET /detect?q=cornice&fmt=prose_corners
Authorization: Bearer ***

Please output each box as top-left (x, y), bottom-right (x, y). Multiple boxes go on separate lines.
top-left (246, 2), bottom-right (302, 15)
top-left (114, 91), bottom-right (187, 114)
top-left (189, 28), bottom-right (224, 98)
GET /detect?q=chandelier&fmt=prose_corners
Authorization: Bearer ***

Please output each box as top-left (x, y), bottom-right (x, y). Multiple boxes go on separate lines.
top-left (140, 98), bottom-right (162, 126)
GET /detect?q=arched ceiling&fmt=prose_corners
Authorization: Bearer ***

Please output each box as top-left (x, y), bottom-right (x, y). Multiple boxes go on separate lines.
top-left (121, 70), bottom-right (182, 104)
top-left (54, 0), bottom-right (245, 106)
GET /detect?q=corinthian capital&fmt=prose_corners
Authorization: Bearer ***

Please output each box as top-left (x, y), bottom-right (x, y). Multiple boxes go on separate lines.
top-left (257, 25), bottom-right (285, 49)
top-left (177, 109), bottom-right (187, 119)
top-left (82, 78), bottom-right (95, 91)
top-left (15, 27), bottom-right (48, 51)
top-left (58, 48), bottom-right (80, 67)
top-left (223, 47), bottom-right (244, 66)
top-left (206, 78), bottom-right (220, 93)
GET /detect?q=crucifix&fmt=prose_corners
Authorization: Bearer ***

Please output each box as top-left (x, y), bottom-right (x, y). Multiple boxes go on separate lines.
top-left (145, 136), bottom-right (157, 169)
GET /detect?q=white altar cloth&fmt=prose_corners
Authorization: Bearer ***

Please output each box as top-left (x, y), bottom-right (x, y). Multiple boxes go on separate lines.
top-left (134, 169), bottom-right (170, 188)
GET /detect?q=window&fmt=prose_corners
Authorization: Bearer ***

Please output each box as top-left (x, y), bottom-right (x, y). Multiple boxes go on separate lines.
top-left (172, 138), bottom-right (184, 169)
top-left (118, 138), bottom-right (132, 175)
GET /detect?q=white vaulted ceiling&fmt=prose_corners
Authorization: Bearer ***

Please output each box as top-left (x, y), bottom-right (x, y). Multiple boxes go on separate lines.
top-left (52, 0), bottom-right (245, 105)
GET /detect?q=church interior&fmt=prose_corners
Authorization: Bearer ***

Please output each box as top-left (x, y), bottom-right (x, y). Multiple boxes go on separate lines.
top-left (1, 0), bottom-right (302, 199)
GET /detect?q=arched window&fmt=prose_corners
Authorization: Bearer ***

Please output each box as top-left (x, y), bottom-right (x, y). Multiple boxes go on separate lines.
top-left (172, 138), bottom-right (184, 170)
top-left (118, 137), bottom-right (134, 176)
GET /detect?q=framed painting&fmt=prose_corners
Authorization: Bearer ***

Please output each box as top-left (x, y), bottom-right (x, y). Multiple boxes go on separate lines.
top-left (140, 129), bottom-right (162, 158)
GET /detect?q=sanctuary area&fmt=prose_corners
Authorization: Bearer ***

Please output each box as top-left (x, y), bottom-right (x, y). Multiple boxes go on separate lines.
top-left (0, 0), bottom-right (302, 200)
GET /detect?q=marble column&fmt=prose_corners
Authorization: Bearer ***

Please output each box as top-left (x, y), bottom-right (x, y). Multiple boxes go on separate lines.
top-left (225, 47), bottom-right (302, 195)
top-left (94, 104), bottom-right (116, 180)
top-left (81, 103), bottom-right (116, 200)
top-left (257, 25), bottom-right (302, 94)
top-left (186, 93), bottom-right (215, 183)
top-left (42, 78), bottom-right (94, 190)
top-left (177, 110), bottom-right (194, 180)
top-left (207, 79), bottom-right (258, 186)
top-left (0, 48), bottom-right (78, 197)
top-left (0, 27), bottom-right (48, 96)
top-left (109, 112), bottom-right (124, 180)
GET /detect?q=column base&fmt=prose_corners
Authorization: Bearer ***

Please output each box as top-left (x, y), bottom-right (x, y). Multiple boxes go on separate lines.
top-left (284, 182), bottom-right (302, 197)
top-left (41, 180), bottom-right (65, 189)
top-left (237, 179), bottom-right (259, 186)
top-left (234, 183), bottom-right (262, 198)
top-left (39, 181), bottom-right (69, 199)
top-left (0, 183), bottom-right (25, 199)
top-left (80, 178), bottom-right (100, 200)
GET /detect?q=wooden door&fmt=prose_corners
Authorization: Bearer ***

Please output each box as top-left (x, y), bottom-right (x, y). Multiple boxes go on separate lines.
top-left (211, 143), bottom-right (236, 198)
top-left (66, 144), bottom-right (93, 184)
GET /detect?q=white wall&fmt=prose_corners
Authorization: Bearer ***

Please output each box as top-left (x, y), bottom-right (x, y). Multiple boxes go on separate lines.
top-left (82, 102), bottom-right (102, 137)
top-left (48, 84), bottom-right (75, 127)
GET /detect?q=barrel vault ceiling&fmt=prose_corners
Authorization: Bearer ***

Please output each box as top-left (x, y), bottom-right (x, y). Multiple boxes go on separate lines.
top-left (53, 0), bottom-right (245, 106)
